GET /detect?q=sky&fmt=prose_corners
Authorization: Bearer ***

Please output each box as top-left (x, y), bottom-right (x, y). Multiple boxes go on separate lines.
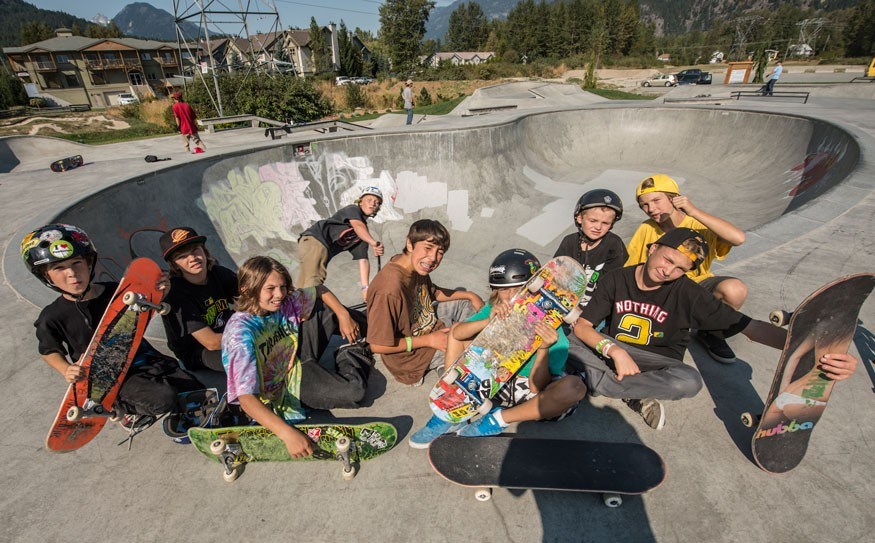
top-left (24, 1), bottom-right (456, 35)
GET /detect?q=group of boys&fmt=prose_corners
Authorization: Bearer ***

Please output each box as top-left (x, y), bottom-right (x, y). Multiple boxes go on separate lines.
top-left (22, 174), bottom-right (859, 451)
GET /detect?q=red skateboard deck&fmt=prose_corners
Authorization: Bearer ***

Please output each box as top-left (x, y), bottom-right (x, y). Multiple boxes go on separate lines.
top-left (744, 273), bottom-right (875, 473)
top-left (428, 257), bottom-right (588, 423)
top-left (45, 258), bottom-right (168, 452)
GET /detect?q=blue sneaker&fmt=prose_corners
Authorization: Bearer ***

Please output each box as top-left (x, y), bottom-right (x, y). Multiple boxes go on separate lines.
top-left (457, 411), bottom-right (505, 437)
top-left (409, 415), bottom-right (462, 449)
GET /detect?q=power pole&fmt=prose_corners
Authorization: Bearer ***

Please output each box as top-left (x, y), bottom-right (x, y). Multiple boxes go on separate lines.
top-left (729, 16), bottom-right (762, 61)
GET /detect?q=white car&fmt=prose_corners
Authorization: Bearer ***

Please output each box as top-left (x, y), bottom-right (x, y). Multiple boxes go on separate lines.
top-left (118, 93), bottom-right (139, 105)
top-left (642, 74), bottom-right (677, 87)
top-left (335, 76), bottom-right (352, 86)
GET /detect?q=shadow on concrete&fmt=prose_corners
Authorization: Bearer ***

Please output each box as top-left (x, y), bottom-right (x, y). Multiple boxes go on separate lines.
top-left (853, 320), bottom-right (875, 394)
top-left (0, 139), bottom-right (20, 173)
top-left (514, 402), bottom-right (658, 542)
top-left (689, 341), bottom-right (760, 464)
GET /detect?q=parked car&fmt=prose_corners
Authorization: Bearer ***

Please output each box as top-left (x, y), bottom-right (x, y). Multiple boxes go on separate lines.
top-left (642, 73), bottom-right (677, 87)
top-left (335, 76), bottom-right (352, 86)
top-left (118, 93), bottom-right (139, 105)
top-left (675, 69), bottom-right (712, 85)
top-left (352, 76), bottom-right (375, 85)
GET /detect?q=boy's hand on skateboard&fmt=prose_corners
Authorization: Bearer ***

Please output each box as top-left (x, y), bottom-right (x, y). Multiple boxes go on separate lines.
top-left (533, 322), bottom-right (558, 350)
top-left (64, 364), bottom-right (85, 383)
top-left (156, 272), bottom-right (171, 295)
top-left (489, 302), bottom-right (511, 320)
top-left (610, 349), bottom-right (641, 381)
top-left (281, 427), bottom-right (314, 458)
top-left (818, 353), bottom-right (858, 381)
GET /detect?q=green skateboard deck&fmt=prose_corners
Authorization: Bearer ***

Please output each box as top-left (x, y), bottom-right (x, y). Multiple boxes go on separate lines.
top-left (188, 422), bottom-right (398, 482)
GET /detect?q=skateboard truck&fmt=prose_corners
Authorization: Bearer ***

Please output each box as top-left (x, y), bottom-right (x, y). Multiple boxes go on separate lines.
top-left (122, 291), bottom-right (170, 315)
top-left (210, 436), bottom-right (357, 482)
top-left (66, 400), bottom-right (123, 422)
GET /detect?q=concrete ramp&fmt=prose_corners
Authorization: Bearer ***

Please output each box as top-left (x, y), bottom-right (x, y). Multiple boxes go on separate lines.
top-left (6, 106), bottom-right (858, 312)
top-left (0, 136), bottom-right (89, 174)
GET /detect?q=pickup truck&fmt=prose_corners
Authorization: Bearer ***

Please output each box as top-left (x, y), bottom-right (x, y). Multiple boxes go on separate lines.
top-left (676, 69), bottom-right (712, 85)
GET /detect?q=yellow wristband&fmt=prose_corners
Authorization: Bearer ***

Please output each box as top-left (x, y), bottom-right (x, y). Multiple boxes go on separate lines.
top-left (405, 336), bottom-right (413, 352)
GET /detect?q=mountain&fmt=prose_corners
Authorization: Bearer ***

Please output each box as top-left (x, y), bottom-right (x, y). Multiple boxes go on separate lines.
top-left (111, 2), bottom-right (200, 41)
top-left (424, 0), bottom-right (860, 41)
top-left (0, 0), bottom-right (93, 47)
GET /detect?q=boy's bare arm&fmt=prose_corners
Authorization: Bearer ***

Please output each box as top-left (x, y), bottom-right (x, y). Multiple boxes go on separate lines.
top-left (349, 220), bottom-right (380, 248)
top-left (41, 352), bottom-right (84, 383)
top-left (433, 286), bottom-right (485, 311)
top-left (237, 394), bottom-right (313, 458)
top-left (369, 329), bottom-right (450, 354)
top-left (191, 327), bottom-right (223, 351)
top-left (315, 285), bottom-right (358, 342)
top-left (671, 195), bottom-right (746, 246)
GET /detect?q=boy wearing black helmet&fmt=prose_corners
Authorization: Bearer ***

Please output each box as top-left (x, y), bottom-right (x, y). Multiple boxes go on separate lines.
top-left (23, 224), bottom-right (203, 430)
top-left (554, 189), bottom-right (628, 305)
top-left (409, 249), bottom-right (586, 447)
top-left (568, 228), bottom-right (858, 430)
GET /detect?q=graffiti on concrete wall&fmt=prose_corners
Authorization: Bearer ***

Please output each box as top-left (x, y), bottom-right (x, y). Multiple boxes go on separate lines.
top-left (784, 138), bottom-right (850, 198)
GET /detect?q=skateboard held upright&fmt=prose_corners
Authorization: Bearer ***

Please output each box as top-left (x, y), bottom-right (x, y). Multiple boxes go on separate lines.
top-left (428, 435), bottom-right (666, 506)
top-left (428, 257), bottom-right (588, 424)
top-left (45, 258), bottom-right (169, 452)
top-left (742, 273), bottom-right (875, 473)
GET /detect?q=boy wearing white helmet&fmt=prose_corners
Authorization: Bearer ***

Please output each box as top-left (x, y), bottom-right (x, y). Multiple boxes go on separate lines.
top-left (297, 186), bottom-right (386, 299)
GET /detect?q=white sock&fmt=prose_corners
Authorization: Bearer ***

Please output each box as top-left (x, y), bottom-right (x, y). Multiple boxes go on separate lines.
top-left (492, 410), bottom-right (508, 427)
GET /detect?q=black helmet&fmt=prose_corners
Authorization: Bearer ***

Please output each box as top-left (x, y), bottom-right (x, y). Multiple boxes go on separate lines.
top-left (21, 224), bottom-right (97, 291)
top-left (574, 189), bottom-right (623, 224)
top-left (488, 249), bottom-right (541, 288)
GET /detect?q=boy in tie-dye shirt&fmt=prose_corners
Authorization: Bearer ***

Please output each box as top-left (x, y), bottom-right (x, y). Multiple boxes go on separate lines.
top-left (222, 256), bottom-right (363, 458)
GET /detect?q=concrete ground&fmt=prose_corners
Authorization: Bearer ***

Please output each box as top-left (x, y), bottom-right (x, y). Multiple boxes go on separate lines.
top-left (0, 82), bottom-right (873, 543)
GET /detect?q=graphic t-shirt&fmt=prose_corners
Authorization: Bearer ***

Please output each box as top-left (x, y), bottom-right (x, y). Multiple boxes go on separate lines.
top-left (366, 256), bottom-right (442, 384)
top-left (300, 205), bottom-right (369, 260)
top-left (624, 215), bottom-right (732, 283)
top-left (162, 265), bottom-right (238, 367)
top-left (466, 303), bottom-right (568, 378)
top-left (554, 231), bottom-right (628, 304)
top-left (222, 287), bottom-right (317, 422)
top-left (582, 266), bottom-right (751, 360)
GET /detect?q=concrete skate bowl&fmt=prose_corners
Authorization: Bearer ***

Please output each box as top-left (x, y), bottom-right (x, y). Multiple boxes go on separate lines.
top-left (29, 107), bottom-right (860, 308)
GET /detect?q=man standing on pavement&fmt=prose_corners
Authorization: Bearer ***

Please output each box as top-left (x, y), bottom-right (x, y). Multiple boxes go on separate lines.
top-left (402, 79), bottom-right (415, 125)
top-left (171, 92), bottom-right (206, 153)
top-left (763, 61), bottom-right (783, 96)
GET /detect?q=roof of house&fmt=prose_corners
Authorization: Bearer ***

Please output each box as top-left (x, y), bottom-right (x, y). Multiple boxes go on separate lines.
top-left (3, 36), bottom-right (180, 54)
top-left (431, 51), bottom-right (495, 61)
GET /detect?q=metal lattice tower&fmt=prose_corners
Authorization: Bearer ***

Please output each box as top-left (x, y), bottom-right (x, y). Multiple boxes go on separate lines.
top-left (172, 0), bottom-right (283, 116)
top-left (729, 16), bottom-right (763, 61)
top-left (792, 18), bottom-right (828, 56)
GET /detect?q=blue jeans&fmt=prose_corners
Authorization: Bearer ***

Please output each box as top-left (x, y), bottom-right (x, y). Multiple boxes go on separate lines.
top-left (406, 108), bottom-right (413, 125)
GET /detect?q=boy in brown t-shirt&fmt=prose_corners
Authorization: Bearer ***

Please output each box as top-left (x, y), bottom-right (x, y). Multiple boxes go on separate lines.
top-left (366, 219), bottom-right (484, 386)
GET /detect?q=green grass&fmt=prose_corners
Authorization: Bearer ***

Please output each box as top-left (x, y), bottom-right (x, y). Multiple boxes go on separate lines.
top-left (414, 96), bottom-right (467, 114)
top-left (584, 88), bottom-right (656, 100)
top-left (345, 111), bottom-right (385, 122)
top-left (55, 120), bottom-right (175, 145)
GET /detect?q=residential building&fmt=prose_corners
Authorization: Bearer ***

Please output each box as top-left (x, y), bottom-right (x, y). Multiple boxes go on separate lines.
top-left (425, 51), bottom-right (495, 67)
top-left (2, 28), bottom-right (191, 107)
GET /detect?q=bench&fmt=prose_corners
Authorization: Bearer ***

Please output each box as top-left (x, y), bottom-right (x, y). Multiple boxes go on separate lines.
top-left (198, 114), bottom-right (287, 133)
top-left (730, 90), bottom-right (810, 104)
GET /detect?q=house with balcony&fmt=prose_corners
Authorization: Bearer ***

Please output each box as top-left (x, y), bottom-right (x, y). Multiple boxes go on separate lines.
top-left (425, 51), bottom-right (495, 67)
top-left (2, 28), bottom-right (191, 108)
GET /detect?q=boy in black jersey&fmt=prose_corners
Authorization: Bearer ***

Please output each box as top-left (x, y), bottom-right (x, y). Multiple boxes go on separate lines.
top-left (554, 189), bottom-right (628, 305)
top-left (23, 224), bottom-right (203, 427)
top-left (567, 227), bottom-right (859, 430)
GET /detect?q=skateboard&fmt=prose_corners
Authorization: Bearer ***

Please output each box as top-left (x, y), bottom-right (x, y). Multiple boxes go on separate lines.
top-left (428, 435), bottom-right (666, 506)
top-left (428, 256), bottom-right (588, 423)
top-left (45, 258), bottom-right (170, 452)
top-left (188, 422), bottom-right (398, 482)
top-left (741, 273), bottom-right (875, 473)
top-left (50, 155), bottom-right (83, 172)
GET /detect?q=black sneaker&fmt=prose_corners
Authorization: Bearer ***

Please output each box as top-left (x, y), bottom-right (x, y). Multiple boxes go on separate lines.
top-left (623, 398), bottom-right (665, 430)
top-left (696, 331), bottom-right (736, 364)
top-left (119, 414), bottom-right (158, 433)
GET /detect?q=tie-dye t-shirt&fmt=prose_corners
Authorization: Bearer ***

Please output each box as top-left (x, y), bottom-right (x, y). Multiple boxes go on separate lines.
top-left (222, 287), bottom-right (317, 422)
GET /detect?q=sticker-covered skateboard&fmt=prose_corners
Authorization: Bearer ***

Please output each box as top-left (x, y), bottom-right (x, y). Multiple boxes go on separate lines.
top-left (50, 154), bottom-right (83, 172)
top-left (46, 258), bottom-right (169, 452)
top-left (742, 273), bottom-right (875, 473)
top-left (188, 422), bottom-right (398, 482)
top-left (428, 435), bottom-right (666, 506)
top-left (429, 256), bottom-right (588, 423)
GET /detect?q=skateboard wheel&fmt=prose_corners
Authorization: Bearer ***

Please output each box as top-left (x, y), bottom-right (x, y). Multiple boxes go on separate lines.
top-left (474, 488), bottom-right (492, 502)
top-left (442, 368), bottom-right (460, 384)
top-left (210, 438), bottom-right (228, 455)
top-left (66, 406), bottom-right (83, 422)
top-left (158, 303), bottom-right (171, 316)
top-left (335, 436), bottom-right (351, 454)
top-left (740, 412), bottom-right (760, 428)
top-left (769, 310), bottom-right (791, 327)
top-left (222, 465), bottom-right (243, 483)
top-left (341, 465), bottom-right (358, 480)
top-left (603, 493), bottom-right (622, 508)
top-left (122, 291), bottom-right (138, 306)
top-left (563, 305), bottom-right (583, 324)
top-left (109, 408), bottom-right (123, 422)
top-left (476, 399), bottom-right (493, 416)
top-left (527, 275), bottom-right (545, 293)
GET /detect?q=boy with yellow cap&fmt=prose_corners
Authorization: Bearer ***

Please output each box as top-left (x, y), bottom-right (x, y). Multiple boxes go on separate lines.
top-left (625, 174), bottom-right (748, 364)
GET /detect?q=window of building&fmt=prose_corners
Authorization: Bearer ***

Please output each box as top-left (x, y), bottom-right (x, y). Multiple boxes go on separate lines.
top-left (129, 71), bottom-right (144, 85)
top-left (147, 72), bottom-right (157, 80)
top-left (141, 53), bottom-right (152, 60)
top-left (56, 54), bottom-right (70, 64)
top-left (64, 73), bottom-right (80, 87)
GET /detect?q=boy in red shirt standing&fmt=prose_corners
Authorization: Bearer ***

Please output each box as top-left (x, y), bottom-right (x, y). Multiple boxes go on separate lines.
top-left (171, 92), bottom-right (206, 154)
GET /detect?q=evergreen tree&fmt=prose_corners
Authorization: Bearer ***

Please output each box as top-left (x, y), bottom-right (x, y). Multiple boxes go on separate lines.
top-left (445, 2), bottom-right (487, 51)
top-left (378, 0), bottom-right (435, 75)
top-left (308, 17), bottom-right (330, 74)
top-left (20, 21), bottom-right (54, 45)
top-left (845, 0), bottom-right (875, 56)
top-left (338, 21), bottom-right (363, 77)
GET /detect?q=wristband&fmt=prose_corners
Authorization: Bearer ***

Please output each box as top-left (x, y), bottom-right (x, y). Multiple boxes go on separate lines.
top-left (405, 336), bottom-right (413, 352)
top-left (595, 338), bottom-right (612, 355)
top-left (361, 285), bottom-right (368, 291)
top-left (602, 342), bottom-right (615, 358)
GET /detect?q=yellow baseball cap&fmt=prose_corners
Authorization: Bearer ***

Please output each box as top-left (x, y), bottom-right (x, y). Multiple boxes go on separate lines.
top-left (636, 174), bottom-right (679, 198)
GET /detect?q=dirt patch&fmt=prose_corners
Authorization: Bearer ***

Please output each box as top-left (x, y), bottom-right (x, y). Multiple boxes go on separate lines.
top-left (317, 79), bottom-right (497, 113)
top-left (0, 112), bottom-right (130, 137)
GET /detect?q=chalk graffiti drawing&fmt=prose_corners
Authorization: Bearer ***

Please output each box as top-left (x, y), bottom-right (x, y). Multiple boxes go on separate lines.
top-left (783, 139), bottom-right (849, 198)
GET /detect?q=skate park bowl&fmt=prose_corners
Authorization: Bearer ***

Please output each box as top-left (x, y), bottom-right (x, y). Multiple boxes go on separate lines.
top-left (6, 106), bottom-right (861, 313)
